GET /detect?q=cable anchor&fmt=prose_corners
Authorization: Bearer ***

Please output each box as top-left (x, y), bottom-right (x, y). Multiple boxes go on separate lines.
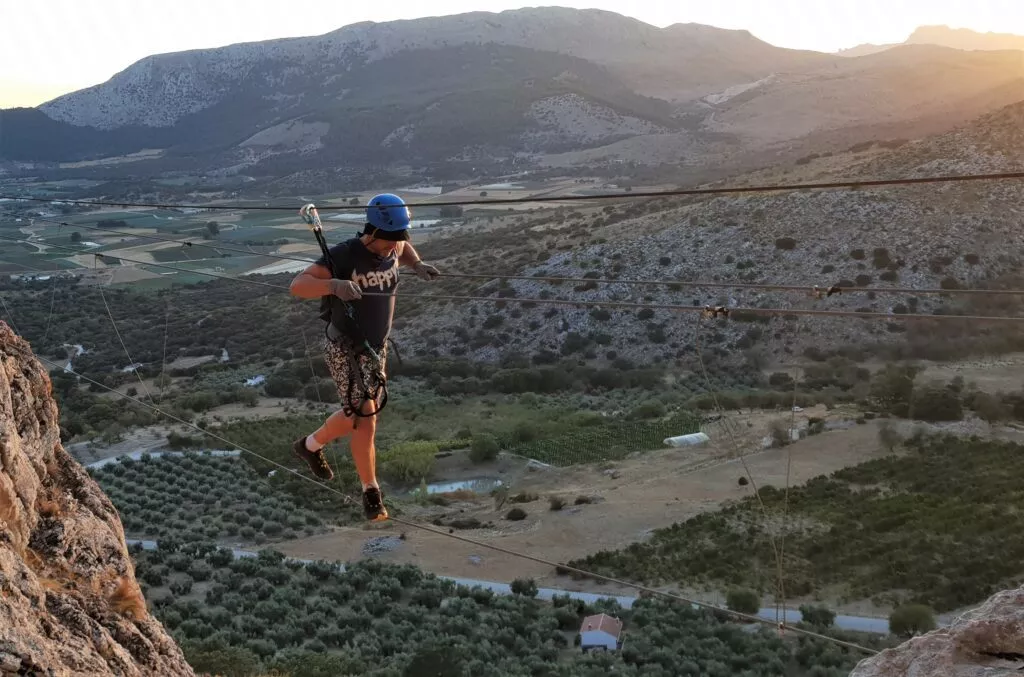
top-left (812, 285), bottom-right (843, 300)
top-left (701, 305), bottom-right (730, 319)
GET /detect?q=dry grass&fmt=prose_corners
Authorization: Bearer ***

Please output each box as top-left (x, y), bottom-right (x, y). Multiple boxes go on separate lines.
top-left (37, 497), bottom-right (63, 518)
top-left (108, 576), bottom-right (147, 619)
top-left (23, 548), bottom-right (44, 571)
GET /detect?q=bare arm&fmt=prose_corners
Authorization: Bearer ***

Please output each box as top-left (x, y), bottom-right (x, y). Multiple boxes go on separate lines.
top-left (398, 241), bottom-right (423, 268)
top-left (289, 262), bottom-right (334, 299)
top-left (398, 241), bottom-right (439, 280)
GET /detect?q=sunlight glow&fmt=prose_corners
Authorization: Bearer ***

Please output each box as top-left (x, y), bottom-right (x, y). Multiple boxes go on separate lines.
top-left (2, 0), bottom-right (1023, 107)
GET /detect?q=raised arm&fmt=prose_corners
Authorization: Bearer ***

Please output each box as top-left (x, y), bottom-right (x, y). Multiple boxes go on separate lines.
top-left (398, 242), bottom-right (424, 268)
top-left (399, 242), bottom-right (439, 280)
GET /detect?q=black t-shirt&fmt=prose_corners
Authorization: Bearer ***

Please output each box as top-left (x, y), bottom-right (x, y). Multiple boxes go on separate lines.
top-left (315, 237), bottom-right (399, 349)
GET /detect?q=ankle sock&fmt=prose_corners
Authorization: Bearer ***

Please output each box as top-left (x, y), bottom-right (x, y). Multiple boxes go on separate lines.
top-left (305, 434), bottom-right (324, 452)
top-left (363, 482), bottom-right (379, 491)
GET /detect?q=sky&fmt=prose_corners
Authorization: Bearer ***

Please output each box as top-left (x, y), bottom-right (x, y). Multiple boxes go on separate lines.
top-left (3, 0), bottom-right (1024, 108)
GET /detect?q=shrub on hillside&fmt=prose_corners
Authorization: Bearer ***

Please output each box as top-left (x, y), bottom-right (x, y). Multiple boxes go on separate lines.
top-left (510, 578), bottom-right (539, 597)
top-left (910, 383), bottom-right (963, 422)
top-left (970, 391), bottom-right (1009, 423)
top-left (878, 421), bottom-right (903, 453)
top-left (379, 441), bottom-right (438, 484)
top-left (798, 604), bottom-right (836, 628)
top-left (869, 364), bottom-right (920, 417)
top-left (179, 644), bottom-right (263, 677)
top-left (628, 401), bottom-right (665, 420)
top-left (889, 604), bottom-right (936, 638)
top-left (469, 434), bottom-right (500, 464)
top-left (726, 588), bottom-right (760, 615)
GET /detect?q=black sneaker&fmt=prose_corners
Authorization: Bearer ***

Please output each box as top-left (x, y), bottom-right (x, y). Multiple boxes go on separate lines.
top-left (362, 486), bottom-right (389, 522)
top-left (292, 437), bottom-right (334, 481)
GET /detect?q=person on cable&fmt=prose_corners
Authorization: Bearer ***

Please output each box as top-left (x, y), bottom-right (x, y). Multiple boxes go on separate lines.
top-left (288, 193), bottom-right (440, 521)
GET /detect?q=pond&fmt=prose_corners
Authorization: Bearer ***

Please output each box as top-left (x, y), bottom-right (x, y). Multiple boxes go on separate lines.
top-left (424, 478), bottom-right (504, 494)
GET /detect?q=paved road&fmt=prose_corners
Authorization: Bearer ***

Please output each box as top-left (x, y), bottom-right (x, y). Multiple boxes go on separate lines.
top-left (125, 539), bottom-right (900, 635)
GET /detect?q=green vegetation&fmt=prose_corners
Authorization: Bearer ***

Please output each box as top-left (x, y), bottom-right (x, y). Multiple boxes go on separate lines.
top-left (888, 605), bottom-right (937, 638)
top-left (5, 269), bottom-right (936, 456)
top-left (499, 412), bottom-right (700, 467)
top-left (89, 453), bottom-right (333, 543)
top-left (128, 544), bottom-right (889, 677)
top-left (569, 432), bottom-right (1024, 613)
top-left (726, 589), bottom-right (761, 615)
top-left (470, 433), bottom-right (501, 463)
top-left (194, 415), bottom-right (363, 515)
top-left (377, 441), bottom-right (438, 483)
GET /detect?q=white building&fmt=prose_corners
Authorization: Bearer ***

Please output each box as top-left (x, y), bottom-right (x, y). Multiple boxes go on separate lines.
top-left (579, 613), bottom-right (623, 652)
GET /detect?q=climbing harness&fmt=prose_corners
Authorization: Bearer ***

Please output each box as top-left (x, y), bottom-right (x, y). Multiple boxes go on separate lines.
top-left (300, 203), bottom-right (396, 425)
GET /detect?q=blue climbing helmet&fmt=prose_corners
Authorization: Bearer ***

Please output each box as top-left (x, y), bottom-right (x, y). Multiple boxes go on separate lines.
top-left (365, 193), bottom-right (411, 241)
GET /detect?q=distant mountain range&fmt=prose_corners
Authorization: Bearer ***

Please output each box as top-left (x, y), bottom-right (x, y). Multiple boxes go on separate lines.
top-left (837, 24), bottom-right (1024, 57)
top-left (2, 11), bottom-right (1023, 186)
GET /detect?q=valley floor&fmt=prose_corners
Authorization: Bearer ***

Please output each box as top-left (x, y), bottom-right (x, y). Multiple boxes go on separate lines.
top-left (69, 350), bottom-right (1024, 627)
top-left (277, 407), bottom-right (893, 612)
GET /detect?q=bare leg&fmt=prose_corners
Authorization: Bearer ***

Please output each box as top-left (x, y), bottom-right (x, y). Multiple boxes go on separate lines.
top-left (350, 399), bottom-right (379, 489)
top-left (311, 409), bottom-right (354, 447)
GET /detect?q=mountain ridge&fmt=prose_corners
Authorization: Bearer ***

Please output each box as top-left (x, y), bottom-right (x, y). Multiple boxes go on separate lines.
top-left (4, 9), bottom-right (1024, 184)
top-left (837, 24), bottom-right (1024, 57)
top-left (38, 7), bottom-right (828, 130)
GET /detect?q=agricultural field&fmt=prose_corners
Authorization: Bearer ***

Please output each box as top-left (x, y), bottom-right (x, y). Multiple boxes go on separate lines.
top-left (130, 543), bottom-right (890, 677)
top-left (499, 411), bottom-right (701, 466)
top-left (201, 402), bottom-right (705, 495)
top-left (0, 174), bottom-right (636, 288)
top-left (570, 431), bottom-right (1024, 615)
top-left (88, 452), bottom-right (347, 544)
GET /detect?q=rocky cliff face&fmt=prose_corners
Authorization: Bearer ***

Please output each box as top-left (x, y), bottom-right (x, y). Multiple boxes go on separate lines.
top-left (0, 321), bottom-right (193, 677)
top-left (850, 585), bottom-right (1024, 677)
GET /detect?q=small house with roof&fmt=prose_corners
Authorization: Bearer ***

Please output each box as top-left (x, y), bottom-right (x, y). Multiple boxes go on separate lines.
top-left (579, 613), bottom-right (623, 652)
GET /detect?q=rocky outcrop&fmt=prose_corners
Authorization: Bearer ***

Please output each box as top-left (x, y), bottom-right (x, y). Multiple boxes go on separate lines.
top-left (0, 321), bottom-right (193, 677)
top-left (850, 586), bottom-right (1024, 677)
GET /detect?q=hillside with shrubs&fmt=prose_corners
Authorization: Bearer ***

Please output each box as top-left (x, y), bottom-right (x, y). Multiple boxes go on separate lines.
top-left (569, 431), bottom-right (1024, 616)
top-left (397, 99), bottom-right (1024, 368)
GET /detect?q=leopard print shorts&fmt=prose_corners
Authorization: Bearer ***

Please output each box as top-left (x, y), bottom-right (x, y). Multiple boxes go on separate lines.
top-left (323, 337), bottom-right (388, 414)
